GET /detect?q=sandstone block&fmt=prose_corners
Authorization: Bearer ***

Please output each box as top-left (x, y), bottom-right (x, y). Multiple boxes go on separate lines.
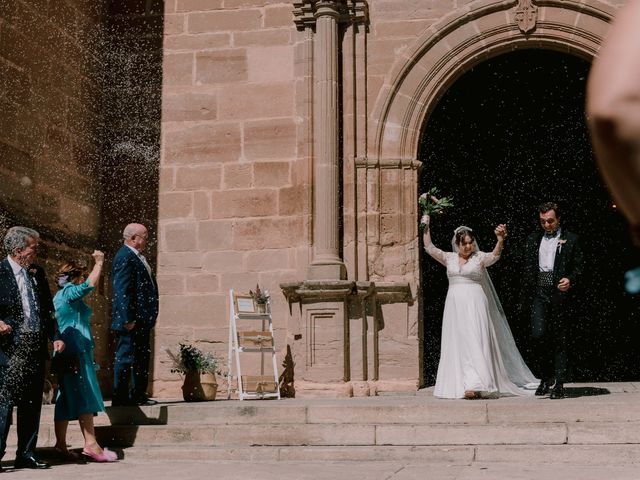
top-left (160, 294), bottom-right (227, 327)
top-left (210, 189), bottom-right (278, 218)
top-left (253, 162), bottom-right (291, 187)
top-left (196, 49), bottom-right (248, 84)
top-left (244, 118), bottom-right (297, 160)
top-left (197, 219), bottom-right (234, 250)
top-left (164, 13), bottom-right (185, 35)
top-left (278, 185), bottom-right (308, 216)
top-left (202, 251), bottom-right (245, 273)
top-left (188, 9), bottom-right (261, 33)
top-left (163, 52), bottom-right (194, 86)
top-left (186, 273), bottom-right (220, 293)
top-left (223, 0), bottom-right (270, 7)
top-left (217, 83), bottom-right (294, 120)
top-left (175, 165), bottom-right (222, 190)
top-left (157, 252), bottom-right (204, 273)
top-left (176, 0), bottom-right (223, 12)
top-left (162, 221), bottom-right (198, 251)
top-left (233, 29), bottom-right (291, 47)
top-left (373, 19), bottom-right (432, 38)
top-left (264, 5), bottom-right (294, 28)
top-left (194, 191), bottom-right (211, 219)
top-left (157, 274), bottom-right (186, 295)
top-left (159, 191), bottom-right (193, 219)
top-left (233, 216), bottom-right (304, 250)
top-left (247, 46), bottom-right (294, 83)
top-left (223, 163), bottom-right (254, 189)
top-left (246, 249), bottom-right (290, 272)
top-left (162, 90), bottom-right (217, 122)
top-left (164, 123), bottom-right (241, 164)
top-left (164, 32), bottom-right (230, 51)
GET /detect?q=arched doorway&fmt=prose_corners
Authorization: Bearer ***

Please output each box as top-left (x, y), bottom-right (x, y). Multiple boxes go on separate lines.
top-left (419, 49), bottom-right (639, 385)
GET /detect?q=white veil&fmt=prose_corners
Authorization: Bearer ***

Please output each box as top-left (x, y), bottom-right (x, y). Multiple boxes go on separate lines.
top-left (452, 226), bottom-right (538, 390)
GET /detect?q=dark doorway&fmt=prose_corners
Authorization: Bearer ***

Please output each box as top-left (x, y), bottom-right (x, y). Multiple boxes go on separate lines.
top-left (419, 49), bottom-right (639, 386)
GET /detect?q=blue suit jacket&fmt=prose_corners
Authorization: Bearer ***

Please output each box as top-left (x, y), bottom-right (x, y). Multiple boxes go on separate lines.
top-left (111, 245), bottom-right (159, 332)
top-left (0, 259), bottom-right (57, 366)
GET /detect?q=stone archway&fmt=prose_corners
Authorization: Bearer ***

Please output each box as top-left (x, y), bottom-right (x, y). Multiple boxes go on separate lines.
top-left (371, 0), bottom-right (614, 165)
top-left (366, 0), bottom-right (616, 386)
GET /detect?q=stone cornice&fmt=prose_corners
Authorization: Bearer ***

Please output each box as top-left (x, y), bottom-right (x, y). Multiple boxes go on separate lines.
top-left (293, 0), bottom-right (369, 31)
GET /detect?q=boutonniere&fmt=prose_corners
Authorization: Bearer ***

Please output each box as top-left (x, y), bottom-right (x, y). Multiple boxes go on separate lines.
top-left (557, 239), bottom-right (567, 253)
top-left (28, 268), bottom-right (38, 285)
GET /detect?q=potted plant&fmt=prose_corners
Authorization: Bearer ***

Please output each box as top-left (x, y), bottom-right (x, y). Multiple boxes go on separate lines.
top-left (250, 284), bottom-right (270, 313)
top-left (166, 343), bottom-right (221, 402)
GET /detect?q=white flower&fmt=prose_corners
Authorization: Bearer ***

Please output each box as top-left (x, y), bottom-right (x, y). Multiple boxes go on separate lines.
top-left (419, 193), bottom-right (427, 200)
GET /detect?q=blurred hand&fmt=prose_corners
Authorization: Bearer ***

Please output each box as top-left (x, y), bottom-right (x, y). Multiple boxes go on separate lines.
top-left (421, 214), bottom-right (430, 228)
top-left (92, 250), bottom-right (105, 264)
top-left (0, 320), bottom-right (12, 335)
top-left (124, 321), bottom-right (136, 331)
top-left (53, 340), bottom-right (65, 353)
top-left (495, 224), bottom-right (507, 240)
top-left (558, 277), bottom-right (571, 292)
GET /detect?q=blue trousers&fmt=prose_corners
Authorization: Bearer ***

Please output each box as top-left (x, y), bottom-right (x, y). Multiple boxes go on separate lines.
top-left (112, 328), bottom-right (151, 405)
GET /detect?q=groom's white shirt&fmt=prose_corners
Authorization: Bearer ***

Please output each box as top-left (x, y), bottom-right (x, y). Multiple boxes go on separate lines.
top-left (538, 229), bottom-right (560, 272)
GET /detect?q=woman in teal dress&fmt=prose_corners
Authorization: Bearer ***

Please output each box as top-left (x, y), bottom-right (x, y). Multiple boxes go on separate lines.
top-left (52, 250), bottom-right (117, 462)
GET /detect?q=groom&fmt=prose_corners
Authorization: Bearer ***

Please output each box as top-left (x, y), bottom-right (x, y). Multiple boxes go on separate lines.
top-left (520, 202), bottom-right (584, 399)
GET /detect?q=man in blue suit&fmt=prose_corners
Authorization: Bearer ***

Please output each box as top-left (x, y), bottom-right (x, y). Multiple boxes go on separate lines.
top-left (0, 226), bottom-right (64, 470)
top-left (111, 223), bottom-right (159, 407)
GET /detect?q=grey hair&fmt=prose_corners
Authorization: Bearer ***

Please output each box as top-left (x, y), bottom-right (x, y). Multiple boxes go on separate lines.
top-left (122, 223), bottom-right (146, 240)
top-left (4, 226), bottom-right (40, 256)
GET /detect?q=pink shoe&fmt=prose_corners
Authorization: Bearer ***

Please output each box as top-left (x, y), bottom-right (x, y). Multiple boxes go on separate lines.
top-left (82, 447), bottom-right (118, 462)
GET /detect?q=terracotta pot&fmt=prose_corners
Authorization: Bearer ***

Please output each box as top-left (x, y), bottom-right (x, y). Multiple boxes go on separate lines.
top-left (182, 371), bottom-right (218, 402)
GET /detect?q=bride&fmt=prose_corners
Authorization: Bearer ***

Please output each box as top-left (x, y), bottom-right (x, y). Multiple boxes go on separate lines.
top-left (422, 216), bottom-right (537, 399)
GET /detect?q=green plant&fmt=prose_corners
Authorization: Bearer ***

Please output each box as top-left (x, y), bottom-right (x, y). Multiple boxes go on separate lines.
top-left (249, 284), bottom-right (270, 305)
top-left (166, 343), bottom-right (221, 375)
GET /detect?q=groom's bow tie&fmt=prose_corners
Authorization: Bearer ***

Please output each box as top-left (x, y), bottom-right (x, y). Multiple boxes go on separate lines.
top-left (544, 230), bottom-right (559, 239)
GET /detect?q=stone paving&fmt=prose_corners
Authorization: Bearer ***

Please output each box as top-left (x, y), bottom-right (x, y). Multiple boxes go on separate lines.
top-left (2, 382), bottom-right (639, 479)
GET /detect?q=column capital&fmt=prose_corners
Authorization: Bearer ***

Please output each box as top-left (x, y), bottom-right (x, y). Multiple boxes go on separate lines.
top-left (293, 0), bottom-right (369, 31)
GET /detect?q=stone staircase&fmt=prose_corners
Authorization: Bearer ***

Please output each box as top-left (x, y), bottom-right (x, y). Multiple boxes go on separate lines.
top-left (8, 383), bottom-right (640, 465)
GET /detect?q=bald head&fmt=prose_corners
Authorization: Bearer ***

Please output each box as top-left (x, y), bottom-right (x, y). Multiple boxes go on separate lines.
top-left (123, 223), bottom-right (149, 252)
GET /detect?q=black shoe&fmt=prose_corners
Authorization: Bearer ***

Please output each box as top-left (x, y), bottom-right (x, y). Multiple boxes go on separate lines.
top-left (535, 380), bottom-right (550, 396)
top-left (138, 398), bottom-right (158, 406)
top-left (549, 384), bottom-right (566, 400)
top-left (14, 455), bottom-right (50, 469)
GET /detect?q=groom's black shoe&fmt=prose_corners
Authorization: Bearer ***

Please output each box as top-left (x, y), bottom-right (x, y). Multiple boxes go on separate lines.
top-left (535, 379), bottom-right (550, 396)
top-left (549, 383), bottom-right (566, 400)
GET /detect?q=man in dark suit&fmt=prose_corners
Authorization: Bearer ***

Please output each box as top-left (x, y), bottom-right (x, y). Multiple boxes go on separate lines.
top-left (0, 226), bottom-right (64, 470)
top-left (111, 223), bottom-right (159, 407)
top-left (521, 203), bottom-right (584, 399)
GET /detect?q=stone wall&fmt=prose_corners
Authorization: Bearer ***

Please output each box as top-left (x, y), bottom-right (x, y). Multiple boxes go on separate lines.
top-left (154, 0), bottom-right (624, 397)
top-left (155, 0), bottom-right (306, 396)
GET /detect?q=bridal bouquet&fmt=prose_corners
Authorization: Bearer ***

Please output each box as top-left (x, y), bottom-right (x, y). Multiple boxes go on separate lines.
top-left (419, 187), bottom-right (454, 231)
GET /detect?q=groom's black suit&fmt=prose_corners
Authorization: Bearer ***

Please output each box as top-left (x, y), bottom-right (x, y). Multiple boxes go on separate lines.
top-left (0, 259), bottom-right (57, 463)
top-left (520, 229), bottom-right (584, 386)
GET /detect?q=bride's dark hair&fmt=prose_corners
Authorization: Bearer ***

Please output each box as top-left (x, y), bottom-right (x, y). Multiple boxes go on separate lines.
top-left (454, 228), bottom-right (476, 246)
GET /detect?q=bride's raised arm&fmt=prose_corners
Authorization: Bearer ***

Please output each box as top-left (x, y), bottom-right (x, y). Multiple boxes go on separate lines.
top-left (482, 224), bottom-right (507, 267)
top-left (422, 215), bottom-right (447, 266)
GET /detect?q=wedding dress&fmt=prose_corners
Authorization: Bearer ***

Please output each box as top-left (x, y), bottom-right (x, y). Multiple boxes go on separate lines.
top-left (425, 232), bottom-right (537, 399)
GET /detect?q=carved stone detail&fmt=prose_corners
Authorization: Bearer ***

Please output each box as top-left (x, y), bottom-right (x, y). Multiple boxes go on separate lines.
top-left (515, 0), bottom-right (538, 34)
top-left (293, 0), bottom-right (369, 31)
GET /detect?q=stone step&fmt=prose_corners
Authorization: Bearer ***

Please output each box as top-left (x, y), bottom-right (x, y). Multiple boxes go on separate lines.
top-left (119, 444), bottom-right (640, 465)
top-left (30, 394), bottom-right (640, 426)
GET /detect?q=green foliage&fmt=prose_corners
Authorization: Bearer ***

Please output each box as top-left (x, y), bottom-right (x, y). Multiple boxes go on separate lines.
top-left (166, 343), bottom-right (221, 375)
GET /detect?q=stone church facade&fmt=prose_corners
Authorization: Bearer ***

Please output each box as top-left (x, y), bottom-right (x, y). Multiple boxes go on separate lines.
top-left (153, 0), bottom-right (619, 398)
top-left (0, 0), bottom-right (622, 398)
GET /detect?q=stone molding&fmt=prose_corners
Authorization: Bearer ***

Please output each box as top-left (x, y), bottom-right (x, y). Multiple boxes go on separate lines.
top-left (371, 0), bottom-right (616, 164)
top-left (514, 0), bottom-right (538, 34)
top-left (293, 0), bottom-right (369, 31)
top-left (281, 280), bottom-right (413, 395)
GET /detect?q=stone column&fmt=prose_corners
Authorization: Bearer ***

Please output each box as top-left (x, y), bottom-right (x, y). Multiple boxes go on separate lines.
top-left (308, 1), bottom-right (346, 280)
